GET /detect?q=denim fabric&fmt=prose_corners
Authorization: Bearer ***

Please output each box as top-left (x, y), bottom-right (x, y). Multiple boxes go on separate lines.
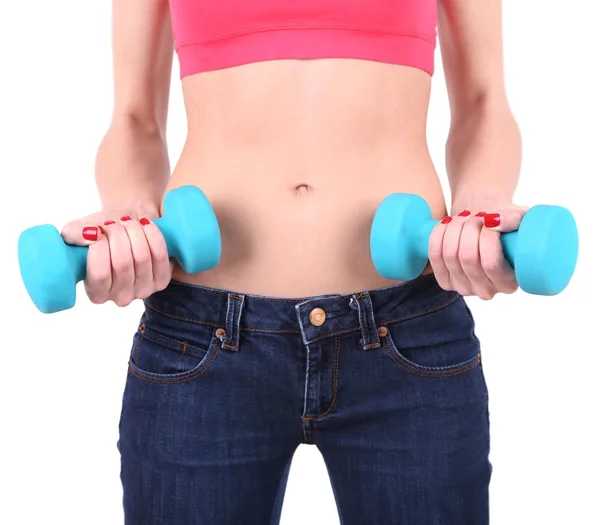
top-left (117, 274), bottom-right (491, 524)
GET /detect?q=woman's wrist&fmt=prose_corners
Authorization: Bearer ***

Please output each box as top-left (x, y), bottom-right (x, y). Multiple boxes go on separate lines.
top-left (449, 195), bottom-right (515, 217)
top-left (95, 118), bottom-right (170, 216)
top-left (98, 185), bottom-right (163, 216)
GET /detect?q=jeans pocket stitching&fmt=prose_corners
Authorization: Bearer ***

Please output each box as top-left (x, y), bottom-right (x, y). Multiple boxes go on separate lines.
top-left (128, 336), bottom-right (221, 385)
top-left (383, 336), bottom-right (481, 378)
top-left (139, 325), bottom-right (208, 358)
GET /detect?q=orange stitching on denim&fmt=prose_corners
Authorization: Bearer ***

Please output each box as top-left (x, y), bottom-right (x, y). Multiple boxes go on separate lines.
top-left (304, 295), bottom-right (459, 344)
top-left (384, 294), bottom-right (460, 327)
top-left (128, 340), bottom-right (221, 385)
top-left (147, 303), bottom-right (302, 334)
top-left (355, 293), bottom-right (368, 300)
top-left (146, 284), bottom-right (458, 337)
top-left (244, 327), bottom-right (300, 334)
top-left (223, 343), bottom-right (237, 350)
top-left (145, 303), bottom-right (222, 327)
top-left (231, 294), bottom-right (244, 300)
top-left (310, 325), bottom-right (361, 341)
top-left (383, 338), bottom-right (481, 378)
top-left (175, 341), bottom-right (188, 372)
top-left (364, 341), bottom-right (380, 349)
top-left (302, 335), bottom-right (340, 422)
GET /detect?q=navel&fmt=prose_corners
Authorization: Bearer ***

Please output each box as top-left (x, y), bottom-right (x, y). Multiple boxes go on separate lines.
top-left (295, 184), bottom-right (311, 196)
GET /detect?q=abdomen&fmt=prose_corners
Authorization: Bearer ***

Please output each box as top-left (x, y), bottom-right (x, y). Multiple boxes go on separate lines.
top-left (167, 59), bottom-right (446, 296)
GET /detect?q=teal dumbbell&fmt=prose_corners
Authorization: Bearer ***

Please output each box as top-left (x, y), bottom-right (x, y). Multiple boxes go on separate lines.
top-left (18, 185), bottom-right (221, 313)
top-left (370, 193), bottom-right (578, 296)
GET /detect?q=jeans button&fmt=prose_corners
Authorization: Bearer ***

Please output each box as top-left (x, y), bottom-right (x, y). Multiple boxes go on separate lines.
top-left (309, 308), bottom-right (326, 326)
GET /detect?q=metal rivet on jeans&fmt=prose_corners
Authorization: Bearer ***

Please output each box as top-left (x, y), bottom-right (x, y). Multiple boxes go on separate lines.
top-left (215, 328), bottom-right (226, 339)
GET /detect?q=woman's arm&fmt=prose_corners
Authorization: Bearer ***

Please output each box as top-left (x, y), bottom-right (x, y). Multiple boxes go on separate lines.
top-left (438, 0), bottom-right (522, 214)
top-left (427, 0), bottom-right (524, 299)
top-left (95, 0), bottom-right (174, 213)
top-left (59, 0), bottom-right (175, 307)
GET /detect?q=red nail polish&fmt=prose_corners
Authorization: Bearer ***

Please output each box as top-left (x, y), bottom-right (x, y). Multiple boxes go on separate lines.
top-left (104, 220), bottom-right (115, 226)
top-left (98, 225), bottom-right (105, 235)
top-left (484, 213), bottom-right (501, 228)
top-left (441, 216), bottom-right (452, 225)
top-left (458, 210), bottom-right (471, 217)
top-left (140, 218), bottom-right (151, 226)
top-left (82, 226), bottom-right (99, 241)
top-left (120, 215), bottom-right (132, 221)
top-left (475, 211), bottom-right (486, 217)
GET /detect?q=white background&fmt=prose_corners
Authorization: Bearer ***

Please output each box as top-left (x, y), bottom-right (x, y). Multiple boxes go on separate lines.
top-left (1, 1), bottom-right (598, 523)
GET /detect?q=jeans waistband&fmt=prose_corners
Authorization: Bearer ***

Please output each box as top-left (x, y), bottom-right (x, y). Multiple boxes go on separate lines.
top-left (144, 274), bottom-right (459, 350)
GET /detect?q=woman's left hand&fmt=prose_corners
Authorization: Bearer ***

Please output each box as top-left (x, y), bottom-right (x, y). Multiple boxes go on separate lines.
top-left (428, 205), bottom-right (529, 300)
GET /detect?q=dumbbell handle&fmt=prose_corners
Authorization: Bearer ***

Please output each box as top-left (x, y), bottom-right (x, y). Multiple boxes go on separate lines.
top-left (413, 219), bottom-right (517, 267)
top-left (65, 216), bottom-right (179, 284)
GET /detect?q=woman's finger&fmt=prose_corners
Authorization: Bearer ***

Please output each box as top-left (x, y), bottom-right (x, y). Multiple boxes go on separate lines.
top-left (84, 236), bottom-right (112, 304)
top-left (479, 228), bottom-right (518, 294)
top-left (139, 217), bottom-right (173, 291)
top-left (428, 216), bottom-right (452, 290)
top-left (483, 205), bottom-right (529, 233)
top-left (458, 214), bottom-right (496, 299)
top-left (441, 211), bottom-right (473, 295)
top-left (105, 219), bottom-right (136, 307)
top-left (61, 220), bottom-right (105, 246)
top-left (120, 216), bottom-right (154, 299)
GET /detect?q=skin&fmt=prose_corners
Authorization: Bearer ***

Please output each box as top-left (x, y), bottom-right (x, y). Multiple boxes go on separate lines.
top-left (61, 0), bottom-right (524, 304)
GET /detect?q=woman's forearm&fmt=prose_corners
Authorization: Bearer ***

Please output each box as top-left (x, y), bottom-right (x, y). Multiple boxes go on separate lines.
top-left (95, 115), bottom-right (170, 213)
top-left (445, 97), bottom-right (522, 214)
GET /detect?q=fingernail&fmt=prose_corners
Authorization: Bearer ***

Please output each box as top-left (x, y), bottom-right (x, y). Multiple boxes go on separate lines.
top-left (104, 220), bottom-right (115, 226)
top-left (441, 216), bottom-right (452, 225)
top-left (458, 210), bottom-right (471, 217)
top-left (484, 213), bottom-right (501, 228)
top-left (82, 226), bottom-right (99, 241)
top-left (139, 218), bottom-right (151, 226)
top-left (475, 211), bottom-right (486, 217)
top-left (98, 225), bottom-right (105, 235)
top-left (120, 215), bottom-right (132, 221)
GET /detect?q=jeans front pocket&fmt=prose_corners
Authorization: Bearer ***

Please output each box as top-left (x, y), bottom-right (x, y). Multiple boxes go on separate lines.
top-left (128, 322), bottom-right (222, 385)
top-left (382, 296), bottom-right (482, 378)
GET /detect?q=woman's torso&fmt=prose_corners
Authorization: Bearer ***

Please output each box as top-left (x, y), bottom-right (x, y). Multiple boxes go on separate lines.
top-left (167, 59), bottom-right (446, 296)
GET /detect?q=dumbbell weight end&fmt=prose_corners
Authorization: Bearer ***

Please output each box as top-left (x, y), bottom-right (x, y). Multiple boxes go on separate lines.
top-left (18, 225), bottom-right (88, 314)
top-left (370, 194), bottom-right (435, 281)
top-left (152, 186), bottom-right (221, 275)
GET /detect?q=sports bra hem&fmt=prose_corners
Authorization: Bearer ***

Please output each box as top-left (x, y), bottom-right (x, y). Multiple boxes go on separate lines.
top-left (176, 26), bottom-right (436, 78)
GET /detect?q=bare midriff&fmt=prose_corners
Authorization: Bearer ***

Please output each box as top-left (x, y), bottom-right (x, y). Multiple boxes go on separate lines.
top-left (166, 59), bottom-right (445, 297)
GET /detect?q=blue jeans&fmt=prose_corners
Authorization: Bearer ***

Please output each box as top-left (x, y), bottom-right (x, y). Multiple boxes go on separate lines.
top-left (117, 274), bottom-right (491, 524)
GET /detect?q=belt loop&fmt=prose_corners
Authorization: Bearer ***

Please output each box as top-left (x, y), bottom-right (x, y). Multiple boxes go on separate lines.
top-left (222, 293), bottom-right (245, 351)
top-left (353, 292), bottom-right (380, 350)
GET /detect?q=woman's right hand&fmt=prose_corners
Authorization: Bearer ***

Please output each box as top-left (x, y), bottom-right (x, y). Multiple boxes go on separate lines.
top-left (61, 210), bottom-right (173, 307)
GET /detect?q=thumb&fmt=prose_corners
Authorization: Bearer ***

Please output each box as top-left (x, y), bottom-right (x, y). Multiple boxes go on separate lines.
top-left (483, 205), bottom-right (529, 233)
top-left (61, 220), bottom-right (105, 246)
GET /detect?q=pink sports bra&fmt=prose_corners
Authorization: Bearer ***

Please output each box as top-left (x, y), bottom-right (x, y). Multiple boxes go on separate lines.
top-left (169, 0), bottom-right (438, 79)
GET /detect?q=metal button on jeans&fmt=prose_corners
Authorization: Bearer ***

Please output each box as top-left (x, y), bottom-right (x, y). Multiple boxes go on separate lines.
top-left (309, 307), bottom-right (326, 326)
